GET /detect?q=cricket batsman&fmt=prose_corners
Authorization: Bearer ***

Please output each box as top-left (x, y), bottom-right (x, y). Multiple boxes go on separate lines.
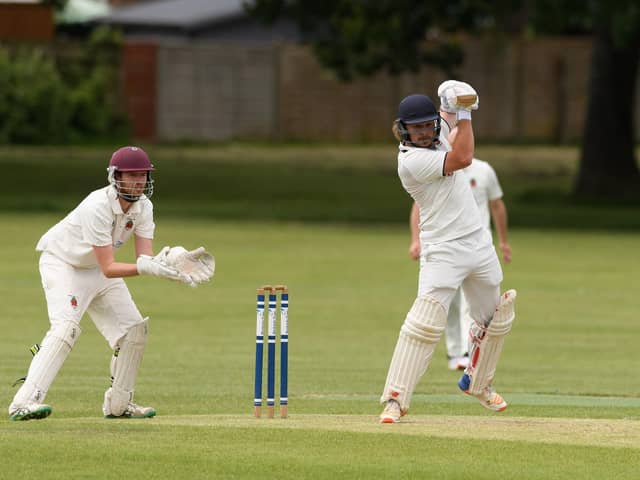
top-left (408, 110), bottom-right (513, 371)
top-left (380, 81), bottom-right (516, 423)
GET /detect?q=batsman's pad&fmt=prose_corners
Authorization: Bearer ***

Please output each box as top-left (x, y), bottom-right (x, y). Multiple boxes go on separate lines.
top-left (103, 320), bottom-right (148, 417)
top-left (381, 297), bottom-right (446, 411)
top-left (166, 246), bottom-right (215, 287)
top-left (11, 321), bottom-right (81, 408)
top-left (466, 290), bottom-right (516, 395)
top-left (437, 80), bottom-right (479, 113)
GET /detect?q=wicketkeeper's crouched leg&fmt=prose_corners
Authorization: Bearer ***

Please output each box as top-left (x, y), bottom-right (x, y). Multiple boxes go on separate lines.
top-left (380, 296), bottom-right (446, 413)
top-left (102, 319), bottom-right (148, 417)
top-left (463, 290), bottom-right (516, 395)
top-left (9, 320), bottom-right (81, 413)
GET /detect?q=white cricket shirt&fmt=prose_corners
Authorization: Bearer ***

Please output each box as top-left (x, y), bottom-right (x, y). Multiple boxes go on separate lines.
top-left (398, 140), bottom-right (482, 244)
top-left (463, 159), bottom-right (503, 230)
top-left (36, 185), bottom-right (155, 268)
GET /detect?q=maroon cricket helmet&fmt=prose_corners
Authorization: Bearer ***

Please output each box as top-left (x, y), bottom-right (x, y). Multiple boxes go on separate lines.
top-left (107, 146), bottom-right (155, 202)
top-left (109, 146), bottom-right (155, 172)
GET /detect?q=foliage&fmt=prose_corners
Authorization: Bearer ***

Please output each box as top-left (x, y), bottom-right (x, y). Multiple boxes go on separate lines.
top-left (41, 0), bottom-right (68, 11)
top-left (246, 0), bottom-right (499, 80)
top-left (246, 0), bottom-right (539, 80)
top-left (0, 26), bottom-right (127, 144)
top-left (527, 0), bottom-right (640, 45)
top-left (65, 26), bottom-right (128, 141)
top-left (247, 0), bottom-right (640, 78)
top-left (0, 48), bottom-right (72, 143)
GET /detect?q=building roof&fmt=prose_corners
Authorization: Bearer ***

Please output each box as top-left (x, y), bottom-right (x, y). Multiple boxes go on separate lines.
top-left (98, 0), bottom-right (247, 30)
top-left (58, 0), bottom-right (110, 24)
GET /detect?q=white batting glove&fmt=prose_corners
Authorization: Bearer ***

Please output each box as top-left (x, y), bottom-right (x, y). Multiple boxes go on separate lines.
top-left (437, 80), bottom-right (479, 113)
top-left (136, 247), bottom-right (191, 284)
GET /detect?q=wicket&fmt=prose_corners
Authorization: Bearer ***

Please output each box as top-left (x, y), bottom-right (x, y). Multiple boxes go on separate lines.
top-left (254, 284), bottom-right (288, 418)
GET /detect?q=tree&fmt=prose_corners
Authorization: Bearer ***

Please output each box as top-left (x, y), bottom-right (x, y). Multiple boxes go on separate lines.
top-left (573, 3), bottom-right (640, 199)
top-left (42, 0), bottom-right (69, 11)
top-left (245, 0), bottom-right (640, 200)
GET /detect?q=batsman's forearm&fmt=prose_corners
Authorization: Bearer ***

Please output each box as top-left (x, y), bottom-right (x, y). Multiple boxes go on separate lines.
top-left (455, 119), bottom-right (474, 157)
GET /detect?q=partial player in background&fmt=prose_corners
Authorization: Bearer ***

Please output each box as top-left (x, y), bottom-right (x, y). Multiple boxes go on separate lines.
top-left (380, 81), bottom-right (516, 423)
top-left (8, 146), bottom-right (214, 421)
top-left (408, 111), bottom-right (512, 370)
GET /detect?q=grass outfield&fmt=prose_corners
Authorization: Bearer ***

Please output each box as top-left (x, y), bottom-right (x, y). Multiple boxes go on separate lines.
top-left (2, 144), bottom-right (640, 229)
top-left (1, 214), bottom-right (639, 479)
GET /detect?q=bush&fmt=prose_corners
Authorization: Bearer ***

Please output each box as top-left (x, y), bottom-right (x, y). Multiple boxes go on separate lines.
top-left (65, 26), bottom-right (128, 141)
top-left (0, 27), bottom-right (128, 144)
top-left (0, 48), bottom-right (72, 143)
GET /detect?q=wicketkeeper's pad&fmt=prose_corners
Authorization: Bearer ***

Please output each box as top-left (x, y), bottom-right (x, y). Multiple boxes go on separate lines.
top-left (103, 320), bottom-right (148, 417)
top-left (12, 321), bottom-right (81, 407)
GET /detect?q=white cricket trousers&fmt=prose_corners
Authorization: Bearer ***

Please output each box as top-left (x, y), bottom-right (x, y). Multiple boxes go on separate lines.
top-left (418, 228), bottom-right (503, 326)
top-left (445, 288), bottom-right (471, 358)
top-left (39, 251), bottom-right (145, 349)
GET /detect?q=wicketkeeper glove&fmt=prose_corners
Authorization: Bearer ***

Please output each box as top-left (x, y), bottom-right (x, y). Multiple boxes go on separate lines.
top-left (438, 80), bottom-right (479, 113)
top-left (137, 247), bottom-right (192, 284)
top-left (165, 246), bottom-right (215, 287)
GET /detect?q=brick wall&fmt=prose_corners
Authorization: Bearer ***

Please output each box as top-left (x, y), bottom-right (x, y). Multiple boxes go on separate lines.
top-left (121, 42), bottom-right (157, 140)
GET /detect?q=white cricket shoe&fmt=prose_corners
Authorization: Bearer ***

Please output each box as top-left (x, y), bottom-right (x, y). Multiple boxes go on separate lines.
top-left (105, 402), bottom-right (156, 419)
top-left (471, 386), bottom-right (508, 412)
top-left (447, 356), bottom-right (470, 370)
top-left (379, 399), bottom-right (403, 424)
top-left (458, 373), bottom-right (507, 412)
top-left (9, 403), bottom-right (52, 421)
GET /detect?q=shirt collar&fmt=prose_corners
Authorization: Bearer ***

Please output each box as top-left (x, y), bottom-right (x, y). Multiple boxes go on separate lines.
top-left (399, 140), bottom-right (447, 152)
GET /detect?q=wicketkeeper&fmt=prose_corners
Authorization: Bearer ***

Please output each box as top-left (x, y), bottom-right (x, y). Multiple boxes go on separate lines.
top-left (380, 81), bottom-right (516, 423)
top-left (8, 146), bottom-right (214, 421)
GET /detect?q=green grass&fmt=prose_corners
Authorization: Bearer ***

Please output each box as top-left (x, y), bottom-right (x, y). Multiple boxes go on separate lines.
top-left (2, 418), bottom-right (638, 479)
top-left (2, 144), bottom-right (640, 229)
top-left (1, 214), bottom-right (639, 479)
top-left (0, 145), bottom-right (639, 478)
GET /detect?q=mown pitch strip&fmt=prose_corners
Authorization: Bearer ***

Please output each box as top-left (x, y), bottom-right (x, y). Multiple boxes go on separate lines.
top-left (60, 412), bottom-right (640, 449)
